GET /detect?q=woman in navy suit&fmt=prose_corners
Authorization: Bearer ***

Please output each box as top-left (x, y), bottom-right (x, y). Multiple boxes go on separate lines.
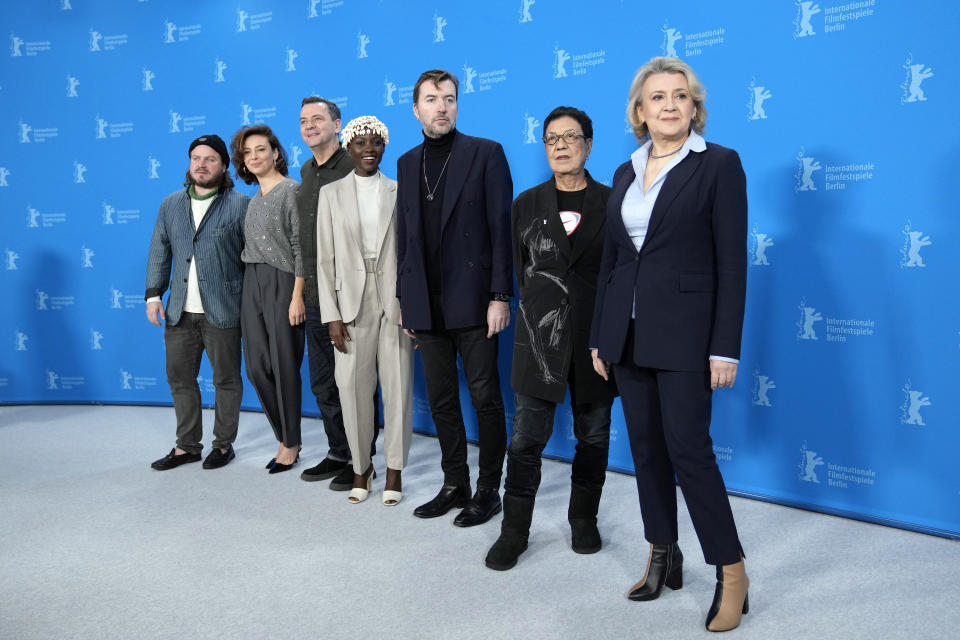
top-left (590, 57), bottom-right (750, 632)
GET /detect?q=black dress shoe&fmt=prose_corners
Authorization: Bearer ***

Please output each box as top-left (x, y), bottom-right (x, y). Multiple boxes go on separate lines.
top-left (453, 488), bottom-right (502, 527)
top-left (268, 451), bottom-right (300, 475)
top-left (202, 445), bottom-right (236, 470)
top-left (151, 448), bottom-right (201, 471)
top-left (300, 457), bottom-right (348, 482)
top-left (265, 457), bottom-right (277, 470)
top-left (627, 543), bottom-right (683, 601)
top-left (413, 484), bottom-right (471, 519)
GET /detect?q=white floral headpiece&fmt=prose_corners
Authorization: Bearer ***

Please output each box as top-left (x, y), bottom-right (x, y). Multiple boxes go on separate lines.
top-left (341, 115), bottom-right (389, 149)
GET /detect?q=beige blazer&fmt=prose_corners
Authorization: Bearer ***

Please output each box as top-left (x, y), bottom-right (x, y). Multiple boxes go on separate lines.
top-left (316, 171), bottom-right (401, 325)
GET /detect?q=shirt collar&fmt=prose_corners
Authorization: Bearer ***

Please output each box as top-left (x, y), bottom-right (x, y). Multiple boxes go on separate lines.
top-left (630, 131), bottom-right (706, 184)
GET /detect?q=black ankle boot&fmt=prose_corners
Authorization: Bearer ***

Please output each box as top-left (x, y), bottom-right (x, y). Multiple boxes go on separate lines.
top-left (568, 482), bottom-right (603, 554)
top-left (626, 543), bottom-right (683, 601)
top-left (484, 495), bottom-right (535, 571)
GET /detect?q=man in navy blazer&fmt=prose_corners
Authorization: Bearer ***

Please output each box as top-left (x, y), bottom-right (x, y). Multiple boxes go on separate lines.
top-left (145, 135), bottom-right (250, 472)
top-left (396, 69), bottom-right (514, 527)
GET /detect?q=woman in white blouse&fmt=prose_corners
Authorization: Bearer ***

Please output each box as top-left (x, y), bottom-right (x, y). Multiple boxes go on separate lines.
top-left (230, 125), bottom-right (306, 474)
top-left (316, 116), bottom-right (413, 504)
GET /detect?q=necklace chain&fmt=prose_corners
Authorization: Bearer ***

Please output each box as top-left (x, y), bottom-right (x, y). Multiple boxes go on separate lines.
top-left (423, 152), bottom-right (452, 201)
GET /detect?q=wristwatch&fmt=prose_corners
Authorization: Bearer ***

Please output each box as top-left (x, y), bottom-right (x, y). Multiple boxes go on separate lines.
top-left (490, 293), bottom-right (510, 302)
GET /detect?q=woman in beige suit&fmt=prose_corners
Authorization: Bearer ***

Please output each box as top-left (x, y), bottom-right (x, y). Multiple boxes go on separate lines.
top-left (316, 116), bottom-right (413, 505)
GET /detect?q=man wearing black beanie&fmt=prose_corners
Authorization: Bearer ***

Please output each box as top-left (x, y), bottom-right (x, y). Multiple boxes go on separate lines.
top-left (146, 135), bottom-right (251, 471)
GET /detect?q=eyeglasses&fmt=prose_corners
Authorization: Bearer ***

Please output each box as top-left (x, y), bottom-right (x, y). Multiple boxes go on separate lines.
top-left (542, 130), bottom-right (586, 146)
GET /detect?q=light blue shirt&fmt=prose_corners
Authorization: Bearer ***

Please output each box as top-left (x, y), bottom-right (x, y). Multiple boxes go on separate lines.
top-left (619, 132), bottom-right (736, 364)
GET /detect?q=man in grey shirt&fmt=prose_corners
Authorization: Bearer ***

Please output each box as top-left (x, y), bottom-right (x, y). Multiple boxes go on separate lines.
top-left (146, 135), bottom-right (249, 471)
top-left (296, 96), bottom-right (379, 489)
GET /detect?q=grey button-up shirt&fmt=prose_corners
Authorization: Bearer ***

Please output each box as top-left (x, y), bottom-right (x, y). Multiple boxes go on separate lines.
top-left (296, 147), bottom-right (355, 306)
top-left (241, 178), bottom-right (304, 277)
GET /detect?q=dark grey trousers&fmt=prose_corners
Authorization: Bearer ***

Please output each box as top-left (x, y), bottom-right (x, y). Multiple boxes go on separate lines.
top-left (164, 312), bottom-right (243, 454)
top-left (241, 263), bottom-right (305, 447)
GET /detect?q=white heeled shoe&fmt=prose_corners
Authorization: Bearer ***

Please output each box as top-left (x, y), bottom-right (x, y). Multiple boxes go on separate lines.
top-left (347, 468), bottom-right (374, 504)
top-left (382, 490), bottom-right (402, 506)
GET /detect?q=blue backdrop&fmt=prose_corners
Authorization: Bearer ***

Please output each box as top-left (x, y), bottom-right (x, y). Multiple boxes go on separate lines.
top-left (2, 0), bottom-right (957, 538)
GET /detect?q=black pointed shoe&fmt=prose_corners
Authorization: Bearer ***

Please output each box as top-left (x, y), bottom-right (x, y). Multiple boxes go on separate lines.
top-left (627, 543), bottom-right (683, 601)
top-left (151, 448), bottom-right (201, 471)
top-left (413, 484), bottom-right (471, 518)
top-left (453, 488), bottom-right (502, 527)
top-left (268, 450), bottom-right (300, 474)
top-left (202, 445), bottom-right (235, 470)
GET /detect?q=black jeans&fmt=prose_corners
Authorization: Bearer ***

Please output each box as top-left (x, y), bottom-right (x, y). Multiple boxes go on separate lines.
top-left (305, 304), bottom-right (379, 461)
top-left (504, 392), bottom-right (612, 498)
top-left (164, 312), bottom-right (242, 454)
top-left (416, 324), bottom-right (506, 490)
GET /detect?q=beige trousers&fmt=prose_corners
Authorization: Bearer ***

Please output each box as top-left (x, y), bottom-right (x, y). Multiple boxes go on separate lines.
top-left (334, 272), bottom-right (413, 474)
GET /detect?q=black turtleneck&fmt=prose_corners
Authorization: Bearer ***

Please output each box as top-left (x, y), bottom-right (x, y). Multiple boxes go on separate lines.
top-left (421, 128), bottom-right (456, 297)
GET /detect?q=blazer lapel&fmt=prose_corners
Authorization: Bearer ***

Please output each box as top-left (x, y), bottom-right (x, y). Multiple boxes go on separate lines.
top-left (609, 164), bottom-right (635, 253)
top-left (643, 151), bottom-right (703, 249)
top-left (440, 132), bottom-right (477, 235)
top-left (568, 173), bottom-right (604, 264)
top-left (376, 173), bottom-right (396, 255)
top-left (340, 177), bottom-right (364, 256)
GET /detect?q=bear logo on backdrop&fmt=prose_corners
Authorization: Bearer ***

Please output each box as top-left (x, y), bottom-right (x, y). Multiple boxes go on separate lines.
top-left (286, 48), bottom-right (298, 72)
top-left (240, 102), bottom-right (253, 125)
top-left (0, 167), bottom-right (10, 186)
top-left (433, 13), bottom-right (447, 42)
top-left (661, 22), bottom-right (683, 57)
top-left (384, 78), bottom-right (397, 106)
top-left (793, 1), bottom-right (821, 38)
top-left (796, 298), bottom-right (823, 341)
top-left (308, 0), bottom-right (321, 19)
top-left (95, 117), bottom-right (108, 139)
top-left (462, 64), bottom-right (477, 93)
top-left (15, 331), bottom-right (29, 351)
top-left (81, 246), bottom-right (95, 268)
top-left (751, 369), bottom-right (775, 407)
top-left (357, 32), bottom-right (369, 59)
top-left (751, 227), bottom-right (774, 266)
top-left (519, 0), bottom-right (535, 23)
top-left (46, 370), bottom-right (60, 390)
top-left (19, 121), bottom-right (32, 143)
top-left (121, 370), bottom-right (133, 390)
top-left (236, 10), bottom-right (249, 33)
top-left (67, 75), bottom-right (79, 97)
top-left (899, 220), bottom-right (931, 268)
top-left (89, 29), bottom-right (103, 52)
top-left (11, 34), bottom-right (25, 57)
top-left (553, 45), bottom-right (570, 78)
top-left (900, 381), bottom-right (931, 426)
top-left (522, 111), bottom-right (541, 144)
top-left (747, 79), bottom-right (771, 120)
top-left (90, 329), bottom-right (103, 351)
top-left (169, 111), bottom-right (182, 133)
top-left (110, 288), bottom-right (124, 309)
top-left (36, 290), bottom-right (49, 310)
top-left (288, 145), bottom-right (303, 168)
top-left (148, 156), bottom-right (160, 179)
top-left (164, 20), bottom-right (177, 44)
top-left (5, 250), bottom-right (18, 270)
top-left (901, 54), bottom-right (933, 103)
top-left (142, 68), bottom-right (155, 91)
top-left (27, 207), bottom-right (40, 228)
top-left (215, 59), bottom-right (227, 83)
top-left (102, 203), bottom-right (115, 225)
top-left (798, 443), bottom-right (824, 483)
top-left (795, 148), bottom-right (821, 191)
top-left (74, 161), bottom-right (86, 183)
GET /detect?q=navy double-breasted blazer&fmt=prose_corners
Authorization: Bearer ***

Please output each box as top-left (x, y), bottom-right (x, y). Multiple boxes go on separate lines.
top-left (395, 131), bottom-right (513, 331)
top-left (589, 143), bottom-right (747, 372)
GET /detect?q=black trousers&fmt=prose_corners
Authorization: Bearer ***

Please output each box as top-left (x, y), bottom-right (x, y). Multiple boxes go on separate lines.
top-left (164, 312), bottom-right (242, 454)
top-left (613, 326), bottom-right (743, 566)
top-left (241, 263), bottom-right (305, 448)
top-left (416, 324), bottom-right (506, 490)
top-left (504, 390), bottom-right (611, 498)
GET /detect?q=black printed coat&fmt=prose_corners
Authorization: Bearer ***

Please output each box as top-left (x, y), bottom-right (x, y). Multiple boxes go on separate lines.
top-left (510, 173), bottom-right (617, 405)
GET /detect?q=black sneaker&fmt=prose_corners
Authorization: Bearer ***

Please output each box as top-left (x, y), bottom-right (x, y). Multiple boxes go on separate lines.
top-left (300, 457), bottom-right (348, 482)
top-left (202, 445), bottom-right (236, 470)
top-left (151, 448), bottom-right (201, 471)
top-left (329, 465), bottom-right (375, 491)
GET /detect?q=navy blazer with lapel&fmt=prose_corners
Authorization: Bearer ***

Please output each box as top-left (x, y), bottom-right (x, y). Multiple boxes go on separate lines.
top-left (590, 143), bottom-right (747, 372)
top-left (395, 130), bottom-right (513, 330)
top-left (145, 187), bottom-right (250, 328)
top-left (511, 172), bottom-right (616, 405)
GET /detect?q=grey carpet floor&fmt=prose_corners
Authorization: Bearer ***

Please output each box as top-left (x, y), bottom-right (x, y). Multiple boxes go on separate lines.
top-left (0, 405), bottom-right (957, 640)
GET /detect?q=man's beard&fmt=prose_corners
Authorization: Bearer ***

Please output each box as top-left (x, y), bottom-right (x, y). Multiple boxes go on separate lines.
top-left (192, 169), bottom-right (223, 189)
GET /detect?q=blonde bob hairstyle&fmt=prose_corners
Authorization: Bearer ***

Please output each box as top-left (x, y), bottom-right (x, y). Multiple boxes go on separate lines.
top-left (626, 57), bottom-right (707, 143)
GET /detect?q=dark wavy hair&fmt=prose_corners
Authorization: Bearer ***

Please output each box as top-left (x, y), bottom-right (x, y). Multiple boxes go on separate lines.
top-left (229, 125), bottom-right (288, 185)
